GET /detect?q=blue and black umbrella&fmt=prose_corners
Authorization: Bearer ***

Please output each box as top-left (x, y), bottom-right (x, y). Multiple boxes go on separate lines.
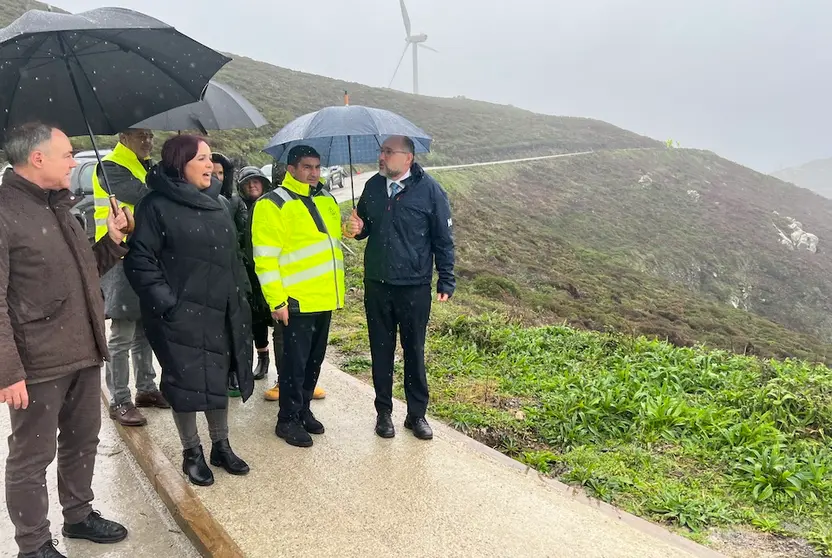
top-left (263, 103), bottom-right (432, 206)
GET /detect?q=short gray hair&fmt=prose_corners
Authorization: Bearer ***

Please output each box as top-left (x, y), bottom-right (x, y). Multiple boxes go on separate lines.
top-left (3, 122), bottom-right (55, 166)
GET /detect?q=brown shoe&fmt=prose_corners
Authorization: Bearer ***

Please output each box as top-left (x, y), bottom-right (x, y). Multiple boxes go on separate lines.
top-left (109, 402), bottom-right (147, 427)
top-left (135, 390), bottom-right (171, 409)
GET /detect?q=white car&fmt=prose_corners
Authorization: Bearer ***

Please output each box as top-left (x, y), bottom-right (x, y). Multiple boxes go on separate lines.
top-left (0, 163), bottom-right (10, 184)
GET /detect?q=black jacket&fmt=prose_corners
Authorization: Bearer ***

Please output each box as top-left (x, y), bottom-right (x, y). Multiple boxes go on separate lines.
top-left (124, 164), bottom-right (254, 412)
top-left (234, 167), bottom-right (275, 323)
top-left (211, 152), bottom-right (235, 199)
top-left (356, 163), bottom-right (456, 295)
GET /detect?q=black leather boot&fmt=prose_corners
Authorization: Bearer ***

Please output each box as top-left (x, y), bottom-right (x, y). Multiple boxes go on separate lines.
top-left (404, 416), bottom-right (434, 440)
top-left (253, 351), bottom-right (270, 380)
top-left (375, 411), bottom-right (395, 438)
top-left (18, 540), bottom-right (66, 558)
top-left (182, 445), bottom-right (214, 486)
top-left (209, 439), bottom-right (250, 475)
top-left (62, 511), bottom-right (128, 544)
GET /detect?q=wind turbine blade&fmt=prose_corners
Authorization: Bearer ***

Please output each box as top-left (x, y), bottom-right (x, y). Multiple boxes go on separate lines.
top-left (399, 0), bottom-right (412, 36)
top-left (388, 43), bottom-right (410, 88)
top-left (419, 44), bottom-right (439, 53)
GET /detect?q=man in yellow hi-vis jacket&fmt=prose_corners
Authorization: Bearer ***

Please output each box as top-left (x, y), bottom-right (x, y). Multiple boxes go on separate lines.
top-left (93, 129), bottom-right (169, 428)
top-left (251, 145), bottom-right (345, 448)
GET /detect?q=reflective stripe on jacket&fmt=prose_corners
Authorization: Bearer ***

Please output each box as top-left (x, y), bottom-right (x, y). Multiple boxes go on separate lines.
top-left (93, 142), bottom-right (148, 241)
top-left (251, 172), bottom-right (345, 314)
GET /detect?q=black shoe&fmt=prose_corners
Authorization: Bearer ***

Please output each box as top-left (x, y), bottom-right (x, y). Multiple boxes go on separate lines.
top-left (227, 374), bottom-right (241, 398)
top-left (300, 408), bottom-right (325, 434)
top-left (404, 416), bottom-right (433, 440)
top-left (375, 411), bottom-right (395, 438)
top-left (253, 352), bottom-right (270, 380)
top-left (209, 439), bottom-right (250, 475)
top-left (182, 445), bottom-right (214, 486)
top-left (61, 511), bottom-right (128, 544)
top-left (275, 419), bottom-right (313, 447)
top-left (18, 540), bottom-right (66, 558)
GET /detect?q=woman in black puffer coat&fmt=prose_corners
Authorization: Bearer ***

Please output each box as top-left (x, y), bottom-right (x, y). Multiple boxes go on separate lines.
top-left (125, 135), bottom-right (253, 487)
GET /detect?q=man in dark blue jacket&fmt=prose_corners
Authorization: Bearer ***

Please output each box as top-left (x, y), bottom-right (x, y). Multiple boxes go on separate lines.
top-left (346, 135), bottom-right (455, 440)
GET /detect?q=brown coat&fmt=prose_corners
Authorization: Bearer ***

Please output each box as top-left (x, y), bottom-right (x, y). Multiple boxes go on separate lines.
top-left (0, 168), bottom-right (127, 388)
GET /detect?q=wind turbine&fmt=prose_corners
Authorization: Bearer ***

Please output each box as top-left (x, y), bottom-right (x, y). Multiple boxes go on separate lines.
top-left (388, 0), bottom-right (437, 95)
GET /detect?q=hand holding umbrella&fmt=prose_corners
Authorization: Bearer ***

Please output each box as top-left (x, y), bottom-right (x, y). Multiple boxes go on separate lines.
top-left (107, 197), bottom-right (134, 242)
top-left (342, 209), bottom-right (364, 239)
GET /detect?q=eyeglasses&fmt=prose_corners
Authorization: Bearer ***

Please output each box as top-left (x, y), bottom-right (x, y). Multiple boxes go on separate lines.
top-left (379, 148), bottom-right (408, 157)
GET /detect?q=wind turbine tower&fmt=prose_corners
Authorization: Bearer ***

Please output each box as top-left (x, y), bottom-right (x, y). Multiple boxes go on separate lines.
top-left (389, 0), bottom-right (437, 95)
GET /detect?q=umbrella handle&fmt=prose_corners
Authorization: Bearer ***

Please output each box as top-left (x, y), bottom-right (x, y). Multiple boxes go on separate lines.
top-left (109, 196), bottom-right (135, 235)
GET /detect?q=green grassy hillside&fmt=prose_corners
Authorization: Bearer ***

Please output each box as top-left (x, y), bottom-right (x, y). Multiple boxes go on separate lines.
top-left (437, 149), bottom-right (832, 350)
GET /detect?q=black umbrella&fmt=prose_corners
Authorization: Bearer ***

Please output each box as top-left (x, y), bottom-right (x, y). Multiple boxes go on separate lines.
top-left (131, 80), bottom-right (267, 134)
top-left (0, 7), bottom-right (230, 198)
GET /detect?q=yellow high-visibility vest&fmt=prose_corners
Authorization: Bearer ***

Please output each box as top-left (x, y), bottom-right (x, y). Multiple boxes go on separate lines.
top-left (251, 172), bottom-right (345, 313)
top-left (92, 142), bottom-right (148, 241)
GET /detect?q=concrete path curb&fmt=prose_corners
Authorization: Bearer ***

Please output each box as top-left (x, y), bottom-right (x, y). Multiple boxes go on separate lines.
top-left (99, 388), bottom-right (244, 558)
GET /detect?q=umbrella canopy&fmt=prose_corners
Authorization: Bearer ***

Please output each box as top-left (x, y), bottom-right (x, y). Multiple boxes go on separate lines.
top-left (0, 7), bottom-right (230, 143)
top-left (130, 80), bottom-right (267, 133)
top-left (262, 105), bottom-right (431, 166)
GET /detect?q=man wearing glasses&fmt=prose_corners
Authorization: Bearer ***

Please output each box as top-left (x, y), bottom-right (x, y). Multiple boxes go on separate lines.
top-left (93, 128), bottom-right (170, 427)
top-left (345, 135), bottom-right (456, 440)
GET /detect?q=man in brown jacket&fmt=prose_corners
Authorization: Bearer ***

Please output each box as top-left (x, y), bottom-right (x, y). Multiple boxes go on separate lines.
top-left (0, 123), bottom-right (131, 558)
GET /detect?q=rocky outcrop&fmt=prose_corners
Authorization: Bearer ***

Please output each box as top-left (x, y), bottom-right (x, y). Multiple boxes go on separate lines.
top-left (772, 212), bottom-right (819, 253)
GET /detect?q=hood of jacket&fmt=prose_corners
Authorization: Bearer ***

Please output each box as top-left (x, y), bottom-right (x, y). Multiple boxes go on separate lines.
top-left (146, 163), bottom-right (224, 211)
top-left (236, 165), bottom-right (274, 202)
top-left (211, 152), bottom-right (235, 198)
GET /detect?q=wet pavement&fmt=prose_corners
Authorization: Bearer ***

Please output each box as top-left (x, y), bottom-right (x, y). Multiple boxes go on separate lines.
top-left (0, 402), bottom-right (199, 558)
top-left (331, 172), bottom-right (373, 204)
top-left (136, 360), bottom-right (720, 558)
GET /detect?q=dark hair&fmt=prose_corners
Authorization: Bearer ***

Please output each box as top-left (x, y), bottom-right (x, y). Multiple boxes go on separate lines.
top-left (161, 134), bottom-right (208, 179)
top-left (401, 136), bottom-right (415, 155)
top-left (287, 145), bottom-right (321, 167)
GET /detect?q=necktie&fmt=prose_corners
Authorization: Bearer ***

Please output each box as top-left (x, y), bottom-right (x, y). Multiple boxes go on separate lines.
top-left (391, 182), bottom-right (403, 198)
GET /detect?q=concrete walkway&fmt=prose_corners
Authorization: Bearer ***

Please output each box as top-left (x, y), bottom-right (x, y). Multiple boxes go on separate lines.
top-left (0, 403), bottom-right (198, 558)
top-left (133, 360), bottom-right (722, 558)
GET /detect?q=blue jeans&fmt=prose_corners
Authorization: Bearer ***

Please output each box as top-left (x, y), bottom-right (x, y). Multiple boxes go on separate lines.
top-left (105, 318), bottom-right (157, 406)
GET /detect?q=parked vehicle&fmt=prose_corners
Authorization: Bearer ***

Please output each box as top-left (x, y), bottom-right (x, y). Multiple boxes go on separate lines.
top-left (70, 149), bottom-right (112, 243)
top-left (322, 165), bottom-right (346, 190)
top-left (261, 162), bottom-right (346, 191)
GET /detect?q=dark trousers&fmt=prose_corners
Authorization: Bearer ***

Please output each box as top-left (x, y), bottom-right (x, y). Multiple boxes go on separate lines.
top-left (6, 366), bottom-right (100, 554)
top-left (278, 312), bottom-right (331, 420)
top-left (364, 281), bottom-right (432, 418)
top-left (272, 321), bottom-right (284, 373)
top-left (252, 309), bottom-right (272, 350)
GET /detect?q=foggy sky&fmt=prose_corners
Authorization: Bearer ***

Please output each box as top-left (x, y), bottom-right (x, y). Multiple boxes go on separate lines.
top-left (53, 0), bottom-right (832, 172)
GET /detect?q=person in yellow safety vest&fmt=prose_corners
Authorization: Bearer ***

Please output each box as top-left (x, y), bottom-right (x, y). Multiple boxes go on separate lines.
top-left (250, 145), bottom-right (345, 448)
top-left (93, 129), bottom-right (171, 427)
